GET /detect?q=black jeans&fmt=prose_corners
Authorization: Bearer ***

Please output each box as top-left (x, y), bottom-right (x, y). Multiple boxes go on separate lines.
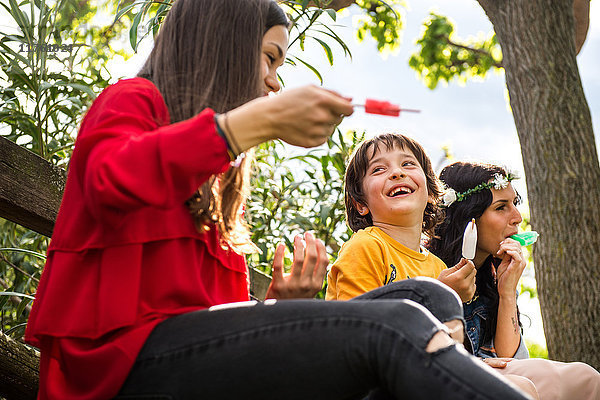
top-left (353, 277), bottom-right (465, 324)
top-left (117, 278), bottom-right (530, 400)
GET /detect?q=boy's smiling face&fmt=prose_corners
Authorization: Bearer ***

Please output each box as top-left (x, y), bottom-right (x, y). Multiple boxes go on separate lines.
top-left (356, 144), bottom-right (429, 228)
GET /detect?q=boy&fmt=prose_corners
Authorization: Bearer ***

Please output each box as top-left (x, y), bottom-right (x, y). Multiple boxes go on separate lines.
top-left (326, 133), bottom-right (476, 303)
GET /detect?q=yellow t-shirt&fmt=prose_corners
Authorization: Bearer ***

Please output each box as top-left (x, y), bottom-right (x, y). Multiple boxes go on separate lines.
top-left (326, 226), bottom-right (447, 300)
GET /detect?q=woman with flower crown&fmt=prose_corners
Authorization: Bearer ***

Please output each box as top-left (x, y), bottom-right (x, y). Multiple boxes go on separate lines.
top-left (428, 161), bottom-right (600, 400)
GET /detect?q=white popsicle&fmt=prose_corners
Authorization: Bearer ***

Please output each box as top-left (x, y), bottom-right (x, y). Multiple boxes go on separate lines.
top-left (462, 219), bottom-right (477, 260)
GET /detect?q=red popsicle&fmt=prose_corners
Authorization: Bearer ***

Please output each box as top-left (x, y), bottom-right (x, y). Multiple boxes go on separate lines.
top-left (357, 99), bottom-right (421, 117)
top-left (365, 99), bottom-right (401, 116)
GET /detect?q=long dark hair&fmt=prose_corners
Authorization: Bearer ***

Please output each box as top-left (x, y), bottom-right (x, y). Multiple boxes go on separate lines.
top-left (138, 0), bottom-right (289, 251)
top-left (427, 161), bottom-right (522, 344)
top-left (344, 133), bottom-right (444, 237)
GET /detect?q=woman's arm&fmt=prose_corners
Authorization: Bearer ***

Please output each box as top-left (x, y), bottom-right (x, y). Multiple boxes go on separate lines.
top-left (82, 82), bottom-right (352, 218)
top-left (493, 239), bottom-right (527, 357)
top-left (221, 85), bottom-right (353, 152)
top-left (80, 80), bottom-right (231, 215)
top-left (495, 290), bottom-right (521, 357)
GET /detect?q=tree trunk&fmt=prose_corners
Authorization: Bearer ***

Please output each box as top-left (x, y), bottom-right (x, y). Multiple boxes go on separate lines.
top-left (0, 333), bottom-right (39, 400)
top-left (477, 0), bottom-right (600, 368)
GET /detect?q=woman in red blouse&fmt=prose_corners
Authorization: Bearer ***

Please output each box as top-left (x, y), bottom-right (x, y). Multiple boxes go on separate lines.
top-left (25, 0), bottom-right (533, 399)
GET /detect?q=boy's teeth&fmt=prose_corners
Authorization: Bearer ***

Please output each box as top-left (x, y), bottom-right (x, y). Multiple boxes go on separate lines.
top-left (390, 187), bottom-right (412, 196)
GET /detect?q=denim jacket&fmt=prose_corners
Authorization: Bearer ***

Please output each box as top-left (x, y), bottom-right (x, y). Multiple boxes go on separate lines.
top-left (463, 293), bottom-right (529, 359)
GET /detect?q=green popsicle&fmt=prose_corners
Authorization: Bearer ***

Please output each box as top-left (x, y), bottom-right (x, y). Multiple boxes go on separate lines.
top-left (510, 231), bottom-right (539, 246)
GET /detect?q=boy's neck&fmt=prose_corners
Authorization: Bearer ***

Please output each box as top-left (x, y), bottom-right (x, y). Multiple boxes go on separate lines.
top-left (372, 222), bottom-right (422, 252)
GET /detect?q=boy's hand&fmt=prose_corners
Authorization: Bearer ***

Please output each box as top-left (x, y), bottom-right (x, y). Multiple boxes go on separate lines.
top-left (437, 259), bottom-right (477, 302)
top-left (265, 232), bottom-right (329, 300)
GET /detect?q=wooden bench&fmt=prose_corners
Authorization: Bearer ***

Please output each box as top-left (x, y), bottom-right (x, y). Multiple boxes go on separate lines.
top-left (0, 136), bottom-right (272, 399)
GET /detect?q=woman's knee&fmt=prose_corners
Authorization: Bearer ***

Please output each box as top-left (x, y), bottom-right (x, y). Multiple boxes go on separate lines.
top-left (410, 277), bottom-right (461, 304)
top-left (357, 277), bottom-right (463, 322)
top-left (443, 319), bottom-right (465, 343)
top-left (407, 277), bottom-right (464, 323)
top-left (353, 299), bottom-right (449, 351)
top-left (559, 362), bottom-right (600, 399)
top-left (503, 375), bottom-right (540, 400)
top-left (394, 279), bottom-right (466, 347)
top-left (508, 359), bottom-right (600, 400)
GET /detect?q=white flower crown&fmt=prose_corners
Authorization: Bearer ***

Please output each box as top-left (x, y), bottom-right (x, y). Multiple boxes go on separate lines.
top-left (441, 172), bottom-right (519, 207)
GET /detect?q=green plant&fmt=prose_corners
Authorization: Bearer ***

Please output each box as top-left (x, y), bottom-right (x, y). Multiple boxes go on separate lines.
top-left (0, 0), bottom-right (129, 165)
top-left (0, 219), bottom-right (47, 339)
top-left (526, 341), bottom-right (549, 359)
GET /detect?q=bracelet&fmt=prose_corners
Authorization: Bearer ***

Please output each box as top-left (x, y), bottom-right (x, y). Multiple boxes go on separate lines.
top-left (214, 114), bottom-right (236, 161)
top-left (223, 113), bottom-right (242, 156)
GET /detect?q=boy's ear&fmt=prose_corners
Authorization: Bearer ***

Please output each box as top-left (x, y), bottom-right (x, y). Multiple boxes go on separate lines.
top-left (352, 198), bottom-right (369, 216)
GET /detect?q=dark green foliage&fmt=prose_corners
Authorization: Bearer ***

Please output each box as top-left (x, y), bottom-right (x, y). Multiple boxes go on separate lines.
top-left (0, 219), bottom-right (47, 340)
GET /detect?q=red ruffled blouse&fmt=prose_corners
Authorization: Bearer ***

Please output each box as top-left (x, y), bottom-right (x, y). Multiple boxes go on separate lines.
top-left (24, 78), bottom-right (249, 399)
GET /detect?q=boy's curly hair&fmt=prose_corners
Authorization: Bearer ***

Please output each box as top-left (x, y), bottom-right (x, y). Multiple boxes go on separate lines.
top-left (344, 133), bottom-right (444, 238)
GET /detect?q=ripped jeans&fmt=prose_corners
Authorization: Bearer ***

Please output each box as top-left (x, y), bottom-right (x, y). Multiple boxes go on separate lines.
top-left (116, 278), bottom-right (530, 400)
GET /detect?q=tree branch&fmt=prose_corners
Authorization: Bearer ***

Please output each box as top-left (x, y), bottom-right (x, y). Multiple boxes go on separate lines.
top-left (306, 0), bottom-right (355, 11)
top-left (439, 34), bottom-right (503, 69)
top-left (573, 0), bottom-right (589, 54)
top-left (0, 253), bottom-right (40, 285)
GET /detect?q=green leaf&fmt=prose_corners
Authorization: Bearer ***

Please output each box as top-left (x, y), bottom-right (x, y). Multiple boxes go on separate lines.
top-left (326, 9), bottom-right (336, 21)
top-left (114, 1), bottom-right (143, 24)
top-left (5, 323), bottom-right (28, 336)
top-left (290, 56), bottom-right (323, 84)
top-left (8, 0), bottom-right (32, 44)
top-left (52, 81), bottom-right (97, 98)
top-left (314, 37), bottom-right (333, 65)
top-left (0, 1), bottom-right (12, 15)
top-left (16, 296), bottom-right (32, 319)
top-left (130, 11), bottom-right (143, 51)
top-left (0, 39), bottom-right (34, 72)
top-left (315, 27), bottom-right (352, 58)
top-left (150, 2), bottom-right (172, 37)
top-left (0, 294), bottom-right (8, 309)
top-left (0, 247), bottom-right (46, 259)
top-left (0, 291), bottom-right (36, 300)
